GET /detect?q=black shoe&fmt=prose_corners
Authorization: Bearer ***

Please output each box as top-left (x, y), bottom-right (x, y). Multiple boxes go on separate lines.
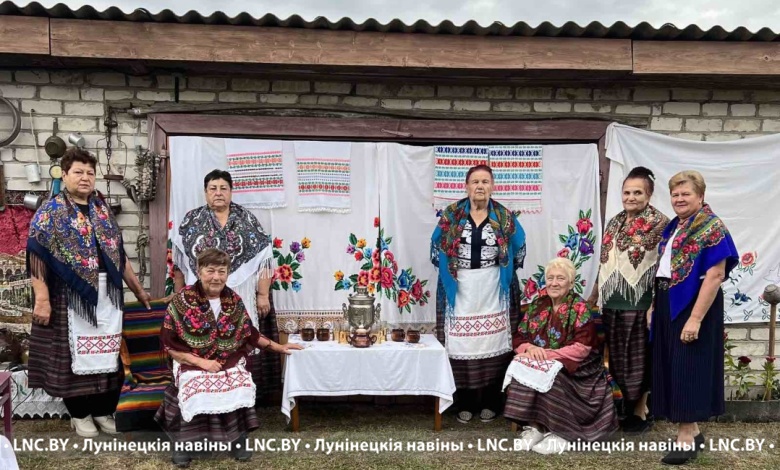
top-left (231, 434), bottom-right (252, 462)
top-left (662, 444), bottom-right (698, 465)
top-left (622, 415), bottom-right (653, 434)
top-left (695, 433), bottom-right (705, 452)
top-left (171, 450), bottom-right (191, 468)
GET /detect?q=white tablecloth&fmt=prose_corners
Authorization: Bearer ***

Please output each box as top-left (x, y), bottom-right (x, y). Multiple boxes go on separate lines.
top-left (282, 334), bottom-right (456, 420)
top-left (6, 370), bottom-right (68, 418)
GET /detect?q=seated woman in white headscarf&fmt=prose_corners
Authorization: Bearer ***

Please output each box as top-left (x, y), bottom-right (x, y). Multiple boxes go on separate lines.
top-left (156, 248), bottom-right (301, 467)
top-left (503, 258), bottom-right (617, 454)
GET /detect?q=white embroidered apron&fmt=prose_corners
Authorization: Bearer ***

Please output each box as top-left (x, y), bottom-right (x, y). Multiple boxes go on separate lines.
top-left (67, 273), bottom-right (122, 375)
top-left (446, 267), bottom-right (512, 360)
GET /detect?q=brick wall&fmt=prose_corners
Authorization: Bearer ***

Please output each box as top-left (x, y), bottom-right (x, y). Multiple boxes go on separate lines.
top-left (1, 68), bottom-right (777, 365)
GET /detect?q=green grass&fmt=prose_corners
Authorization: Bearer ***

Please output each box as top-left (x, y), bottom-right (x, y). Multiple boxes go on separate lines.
top-left (10, 403), bottom-right (780, 469)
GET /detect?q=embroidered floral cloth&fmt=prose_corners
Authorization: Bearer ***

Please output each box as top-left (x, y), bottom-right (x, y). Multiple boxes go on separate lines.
top-left (598, 205), bottom-right (669, 306)
top-left (294, 141), bottom-right (352, 213)
top-left (502, 356), bottom-right (564, 393)
top-left (224, 139), bottom-right (286, 209)
top-left (489, 145), bottom-right (544, 213)
top-left (174, 357), bottom-right (256, 422)
top-left (432, 145), bottom-right (489, 209)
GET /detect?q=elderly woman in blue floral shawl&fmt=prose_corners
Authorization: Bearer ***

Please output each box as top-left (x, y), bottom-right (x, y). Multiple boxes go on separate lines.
top-left (431, 164), bottom-right (526, 424)
top-left (652, 170), bottom-right (738, 466)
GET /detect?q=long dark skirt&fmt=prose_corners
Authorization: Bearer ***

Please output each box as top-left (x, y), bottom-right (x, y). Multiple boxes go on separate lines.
top-left (154, 383), bottom-right (259, 442)
top-left (436, 275), bottom-right (523, 390)
top-left (602, 308), bottom-right (651, 403)
top-left (251, 295), bottom-right (281, 401)
top-left (504, 354), bottom-right (618, 442)
top-left (651, 282), bottom-right (724, 423)
top-left (28, 281), bottom-right (123, 399)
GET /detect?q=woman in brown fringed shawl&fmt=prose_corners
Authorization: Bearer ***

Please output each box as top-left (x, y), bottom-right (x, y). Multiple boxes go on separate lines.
top-left (157, 248), bottom-right (301, 468)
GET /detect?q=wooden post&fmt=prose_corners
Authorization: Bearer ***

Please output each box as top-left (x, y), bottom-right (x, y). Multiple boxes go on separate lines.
top-left (434, 397), bottom-right (442, 432)
top-left (511, 422), bottom-right (518, 433)
top-left (763, 284), bottom-right (779, 401)
top-left (291, 401), bottom-right (300, 432)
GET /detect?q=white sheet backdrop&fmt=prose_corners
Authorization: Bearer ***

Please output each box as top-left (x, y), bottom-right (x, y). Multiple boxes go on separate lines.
top-left (606, 123), bottom-right (780, 324)
top-left (169, 138), bottom-right (602, 329)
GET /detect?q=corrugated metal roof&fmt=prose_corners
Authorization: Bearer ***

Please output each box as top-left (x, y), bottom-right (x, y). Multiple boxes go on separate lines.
top-left (1, 1), bottom-right (778, 41)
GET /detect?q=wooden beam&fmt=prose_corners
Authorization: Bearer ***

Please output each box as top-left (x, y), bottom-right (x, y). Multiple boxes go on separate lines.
top-left (147, 118), bottom-right (169, 299)
top-left (634, 41), bottom-right (780, 75)
top-left (153, 114), bottom-right (611, 142)
top-left (0, 17), bottom-right (49, 55)
top-left (50, 19), bottom-right (632, 71)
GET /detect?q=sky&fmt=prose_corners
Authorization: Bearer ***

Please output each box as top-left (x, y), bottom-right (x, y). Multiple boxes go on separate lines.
top-left (37, 0), bottom-right (780, 32)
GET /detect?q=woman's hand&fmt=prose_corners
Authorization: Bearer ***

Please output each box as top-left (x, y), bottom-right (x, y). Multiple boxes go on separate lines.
top-left (680, 317), bottom-right (701, 343)
top-left (277, 343), bottom-right (304, 355)
top-left (646, 307), bottom-right (653, 331)
top-left (32, 299), bottom-right (52, 326)
top-left (135, 290), bottom-right (152, 310)
top-left (198, 358), bottom-right (222, 373)
top-left (527, 345), bottom-right (548, 361)
top-left (256, 293), bottom-right (271, 318)
top-left (513, 352), bottom-right (531, 361)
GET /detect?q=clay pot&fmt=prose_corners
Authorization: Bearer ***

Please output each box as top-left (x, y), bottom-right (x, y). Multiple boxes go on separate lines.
top-left (316, 328), bottom-right (330, 342)
top-left (301, 328), bottom-right (315, 342)
top-left (391, 328), bottom-right (405, 342)
top-left (406, 329), bottom-right (421, 344)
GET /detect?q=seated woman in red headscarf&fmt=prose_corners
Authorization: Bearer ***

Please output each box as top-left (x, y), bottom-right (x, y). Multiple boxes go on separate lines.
top-left (503, 257), bottom-right (617, 455)
top-left (156, 248), bottom-right (302, 468)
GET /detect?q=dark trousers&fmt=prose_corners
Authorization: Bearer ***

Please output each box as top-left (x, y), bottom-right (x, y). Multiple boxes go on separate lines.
top-left (63, 389), bottom-right (121, 419)
top-left (457, 383), bottom-right (503, 413)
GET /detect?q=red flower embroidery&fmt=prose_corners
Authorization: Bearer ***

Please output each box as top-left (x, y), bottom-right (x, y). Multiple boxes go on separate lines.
top-left (398, 290), bottom-right (411, 308)
top-left (411, 280), bottom-right (423, 300)
top-left (576, 218), bottom-right (593, 235)
top-left (380, 268), bottom-right (394, 288)
top-left (273, 238), bottom-right (283, 249)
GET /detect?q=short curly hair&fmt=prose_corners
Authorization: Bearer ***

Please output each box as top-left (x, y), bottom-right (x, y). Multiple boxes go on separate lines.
top-left (61, 147), bottom-right (97, 173)
top-left (544, 257), bottom-right (577, 285)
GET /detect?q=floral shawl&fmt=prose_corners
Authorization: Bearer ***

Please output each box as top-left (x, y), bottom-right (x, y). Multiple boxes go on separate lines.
top-left (598, 204), bottom-right (669, 305)
top-left (514, 291), bottom-right (597, 372)
top-left (178, 202), bottom-right (271, 277)
top-left (430, 198), bottom-right (526, 315)
top-left (162, 283), bottom-right (258, 369)
top-left (657, 203), bottom-right (739, 321)
top-left (26, 190), bottom-right (125, 327)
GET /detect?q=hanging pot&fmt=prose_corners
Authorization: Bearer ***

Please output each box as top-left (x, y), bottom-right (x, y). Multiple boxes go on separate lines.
top-left (44, 135), bottom-right (66, 159)
top-left (23, 192), bottom-right (43, 211)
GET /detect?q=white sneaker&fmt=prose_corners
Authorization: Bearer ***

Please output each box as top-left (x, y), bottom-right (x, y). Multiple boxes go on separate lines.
top-left (532, 433), bottom-right (569, 455)
top-left (71, 416), bottom-right (99, 438)
top-left (516, 426), bottom-right (545, 451)
top-left (479, 409), bottom-right (498, 422)
top-left (93, 415), bottom-right (120, 435)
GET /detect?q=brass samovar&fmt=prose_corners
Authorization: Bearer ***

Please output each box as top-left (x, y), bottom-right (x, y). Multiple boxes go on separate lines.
top-left (342, 285), bottom-right (381, 329)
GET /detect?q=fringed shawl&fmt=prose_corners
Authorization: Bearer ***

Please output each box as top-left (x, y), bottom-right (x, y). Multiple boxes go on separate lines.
top-left (598, 204), bottom-right (669, 305)
top-left (26, 190), bottom-right (125, 327)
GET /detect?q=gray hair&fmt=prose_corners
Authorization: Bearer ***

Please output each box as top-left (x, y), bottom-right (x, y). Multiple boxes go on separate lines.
top-left (544, 257), bottom-right (577, 285)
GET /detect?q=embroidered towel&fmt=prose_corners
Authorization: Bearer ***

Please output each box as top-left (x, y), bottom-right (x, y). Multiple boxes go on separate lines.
top-left (294, 141), bottom-right (352, 213)
top-left (489, 145), bottom-right (543, 213)
top-left (224, 139), bottom-right (286, 209)
top-left (433, 145), bottom-right (489, 209)
top-left (502, 356), bottom-right (564, 393)
top-left (175, 357), bottom-right (256, 422)
top-left (69, 273), bottom-right (122, 375)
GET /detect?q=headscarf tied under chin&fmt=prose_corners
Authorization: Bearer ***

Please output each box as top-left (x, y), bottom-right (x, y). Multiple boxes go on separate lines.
top-left (430, 198), bottom-right (526, 317)
top-left (26, 190), bottom-right (125, 327)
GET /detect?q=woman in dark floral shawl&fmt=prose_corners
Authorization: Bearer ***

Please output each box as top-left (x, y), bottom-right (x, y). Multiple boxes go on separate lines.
top-left (172, 169), bottom-right (280, 403)
top-left (652, 171), bottom-right (738, 466)
top-left (157, 248), bottom-right (301, 467)
top-left (505, 258), bottom-right (617, 454)
top-left (27, 148), bottom-right (150, 439)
